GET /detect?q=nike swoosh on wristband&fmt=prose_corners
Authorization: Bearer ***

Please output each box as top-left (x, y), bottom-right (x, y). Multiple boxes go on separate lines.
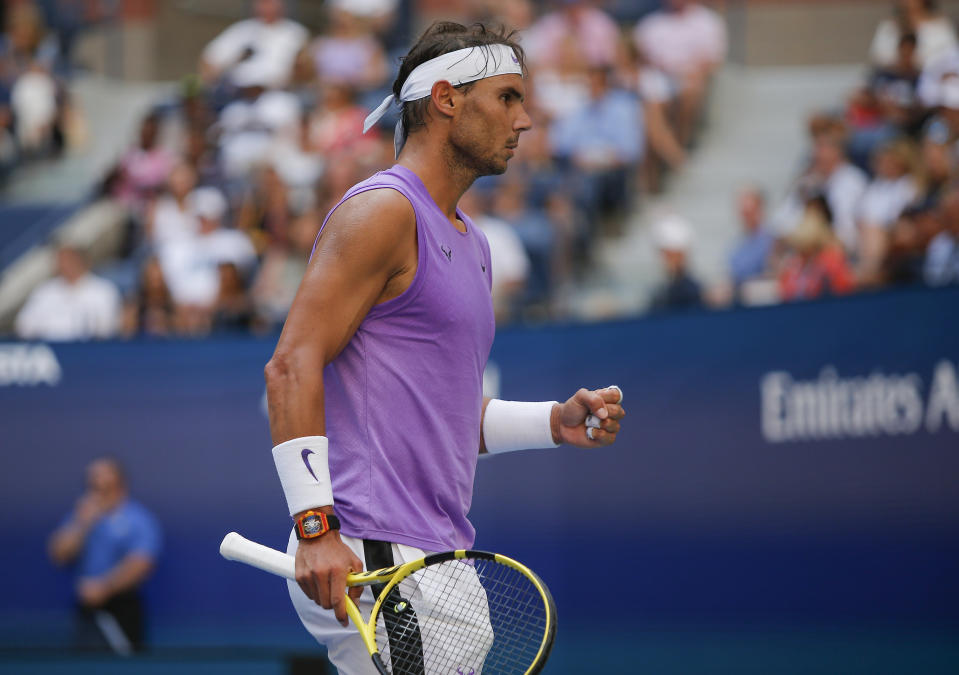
top-left (301, 449), bottom-right (318, 481)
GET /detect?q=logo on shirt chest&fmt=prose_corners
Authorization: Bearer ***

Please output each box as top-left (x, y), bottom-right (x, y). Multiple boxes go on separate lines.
top-left (439, 243), bottom-right (487, 274)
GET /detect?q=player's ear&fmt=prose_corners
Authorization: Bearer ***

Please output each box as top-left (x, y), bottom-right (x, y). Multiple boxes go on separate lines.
top-left (431, 80), bottom-right (457, 121)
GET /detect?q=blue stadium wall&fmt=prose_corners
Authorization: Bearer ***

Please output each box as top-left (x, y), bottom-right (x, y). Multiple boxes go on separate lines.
top-left (1, 286), bottom-right (958, 672)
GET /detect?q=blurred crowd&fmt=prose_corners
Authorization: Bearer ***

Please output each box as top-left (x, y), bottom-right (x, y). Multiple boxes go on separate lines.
top-left (14, 0), bottom-right (726, 340)
top-left (698, 0), bottom-right (959, 312)
top-left (0, 0), bottom-right (88, 179)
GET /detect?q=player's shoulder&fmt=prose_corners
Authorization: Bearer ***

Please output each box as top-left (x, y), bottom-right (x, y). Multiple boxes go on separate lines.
top-left (327, 187), bottom-right (416, 239)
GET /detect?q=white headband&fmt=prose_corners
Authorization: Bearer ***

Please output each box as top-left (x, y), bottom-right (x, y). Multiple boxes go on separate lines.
top-left (363, 43), bottom-right (524, 155)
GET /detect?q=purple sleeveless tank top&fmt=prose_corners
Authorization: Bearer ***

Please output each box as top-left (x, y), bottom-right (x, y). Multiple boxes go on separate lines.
top-left (317, 164), bottom-right (495, 551)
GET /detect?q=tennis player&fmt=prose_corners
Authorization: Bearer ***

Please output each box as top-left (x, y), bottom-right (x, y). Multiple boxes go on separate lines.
top-left (264, 21), bottom-right (626, 674)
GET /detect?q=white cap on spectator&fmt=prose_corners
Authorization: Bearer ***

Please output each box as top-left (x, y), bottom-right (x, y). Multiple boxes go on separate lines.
top-left (190, 187), bottom-right (228, 221)
top-left (653, 214), bottom-right (693, 251)
top-left (329, 0), bottom-right (397, 17)
top-left (941, 76), bottom-right (959, 109)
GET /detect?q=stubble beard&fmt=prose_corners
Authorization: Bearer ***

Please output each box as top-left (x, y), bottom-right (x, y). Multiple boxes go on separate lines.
top-left (446, 114), bottom-right (508, 180)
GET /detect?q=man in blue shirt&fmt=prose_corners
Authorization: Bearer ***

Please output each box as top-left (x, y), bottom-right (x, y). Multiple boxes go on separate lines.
top-left (729, 186), bottom-right (774, 299)
top-left (550, 65), bottom-right (644, 234)
top-left (48, 457), bottom-right (161, 652)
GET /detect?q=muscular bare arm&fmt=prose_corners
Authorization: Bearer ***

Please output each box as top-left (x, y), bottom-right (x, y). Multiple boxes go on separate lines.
top-left (264, 188), bottom-right (417, 625)
top-left (265, 189), bottom-right (416, 442)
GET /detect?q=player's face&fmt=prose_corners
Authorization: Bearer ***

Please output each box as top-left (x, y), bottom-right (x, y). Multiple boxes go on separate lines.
top-left (448, 74), bottom-right (532, 177)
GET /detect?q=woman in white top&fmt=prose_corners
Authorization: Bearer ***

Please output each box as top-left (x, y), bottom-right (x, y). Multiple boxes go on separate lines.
top-left (857, 139), bottom-right (922, 284)
top-left (870, 0), bottom-right (958, 68)
top-left (145, 162), bottom-right (198, 248)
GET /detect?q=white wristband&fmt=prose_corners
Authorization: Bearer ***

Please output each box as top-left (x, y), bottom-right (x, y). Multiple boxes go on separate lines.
top-left (272, 436), bottom-right (333, 516)
top-left (483, 400), bottom-right (560, 454)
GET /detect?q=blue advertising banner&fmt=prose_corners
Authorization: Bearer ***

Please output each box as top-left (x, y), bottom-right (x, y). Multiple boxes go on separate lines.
top-left (1, 286), bottom-right (957, 658)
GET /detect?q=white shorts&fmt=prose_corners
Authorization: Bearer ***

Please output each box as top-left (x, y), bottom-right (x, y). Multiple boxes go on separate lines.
top-left (287, 530), bottom-right (427, 675)
top-left (286, 531), bottom-right (495, 675)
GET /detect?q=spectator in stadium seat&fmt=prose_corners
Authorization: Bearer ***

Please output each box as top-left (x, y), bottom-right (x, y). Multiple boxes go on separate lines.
top-left (218, 89), bottom-right (302, 180)
top-left (549, 65), bottom-right (643, 233)
top-left (10, 62), bottom-right (58, 152)
top-left (633, 0), bottom-right (727, 146)
top-left (238, 164), bottom-right (294, 255)
top-left (326, 0), bottom-right (399, 37)
top-left (524, 0), bottom-right (622, 70)
top-left (856, 139), bottom-right (921, 285)
top-left (159, 187), bottom-right (256, 335)
top-left (926, 74), bottom-right (959, 146)
top-left (211, 262), bottom-right (254, 333)
top-left (924, 188), bottom-right (959, 285)
top-left (847, 31), bottom-right (923, 170)
top-left (269, 112), bottom-right (324, 209)
top-left (526, 32), bottom-right (590, 124)
top-left (48, 457), bottom-right (161, 652)
top-left (0, 98), bottom-right (15, 174)
top-left (460, 187), bottom-right (530, 324)
top-left (1, 3), bottom-right (66, 155)
top-left (307, 83), bottom-right (380, 161)
top-left (482, 0), bottom-right (535, 32)
top-left (145, 161), bottom-right (198, 250)
top-left (500, 126), bottom-right (581, 283)
top-left (199, 0), bottom-right (308, 92)
top-left (308, 5), bottom-right (388, 94)
top-left (649, 214), bottom-right (703, 312)
top-left (728, 186), bottom-right (774, 294)
top-left (183, 123), bottom-right (225, 192)
top-left (106, 112), bottom-right (177, 218)
top-left (509, 125), bottom-right (568, 209)
top-left (491, 176), bottom-right (559, 314)
top-left (915, 134), bottom-right (954, 206)
top-left (869, 32), bottom-right (924, 135)
top-left (778, 196), bottom-right (856, 301)
top-left (773, 126), bottom-right (868, 256)
top-left (122, 257), bottom-right (176, 338)
top-left (883, 203), bottom-right (937, 285)
top-left (870, 0), bottom-right (957, 70)
top-left (603, 0), bottom-right (663, 24)
top-left (15, 245), bottom-right (122, 341)
top-left (622, 41), bottom-right (687, 193)
top-left (251, 208), bottom-right (320, 329)
top-left (0, 3), bottom-right (59, 78)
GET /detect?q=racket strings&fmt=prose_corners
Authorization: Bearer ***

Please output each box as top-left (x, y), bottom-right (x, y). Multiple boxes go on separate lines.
top-left (374, 558), bottom-right (549, 675)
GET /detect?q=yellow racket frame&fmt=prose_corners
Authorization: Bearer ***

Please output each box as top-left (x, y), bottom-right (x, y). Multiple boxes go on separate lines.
top-left (343, 549), bottom-right (557, 675)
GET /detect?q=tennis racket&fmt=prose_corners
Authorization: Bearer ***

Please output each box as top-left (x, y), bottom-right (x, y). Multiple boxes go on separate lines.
top-left (220, 532), bottom-right (556, 675)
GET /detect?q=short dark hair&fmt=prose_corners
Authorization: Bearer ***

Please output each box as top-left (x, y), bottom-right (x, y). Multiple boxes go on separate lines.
top-left (393, 21), bottom-right (527, 140)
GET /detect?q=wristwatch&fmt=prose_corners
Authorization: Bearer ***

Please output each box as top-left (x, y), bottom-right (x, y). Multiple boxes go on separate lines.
top-left (294, 510), bottom-right (340, 540)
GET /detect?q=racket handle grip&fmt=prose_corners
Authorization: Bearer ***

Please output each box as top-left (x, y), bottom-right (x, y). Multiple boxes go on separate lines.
top-left (220, 531), bottom-right (296, 580)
